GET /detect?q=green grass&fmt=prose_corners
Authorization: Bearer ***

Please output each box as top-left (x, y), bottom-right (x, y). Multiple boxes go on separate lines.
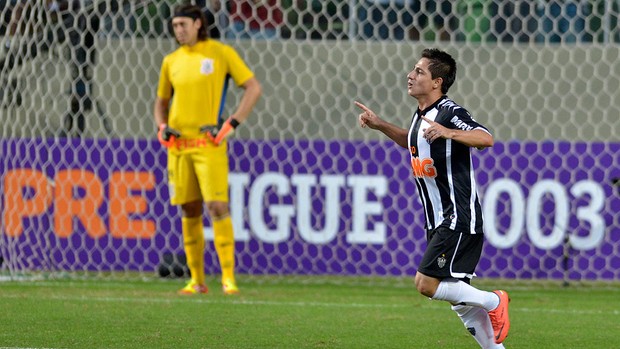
top-left (1, 275), bottom-right (619, 349)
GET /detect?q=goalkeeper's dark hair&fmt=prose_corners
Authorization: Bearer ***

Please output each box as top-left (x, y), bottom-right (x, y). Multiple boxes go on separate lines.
top-left (421, 48), bottom-right (457, 94)
top-left (173, 4), bottom-right (209, 41)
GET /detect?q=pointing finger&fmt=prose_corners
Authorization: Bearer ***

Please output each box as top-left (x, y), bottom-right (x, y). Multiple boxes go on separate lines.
top-left (420, 115), bottom-right (433, 124)
top-left (354, 101), bottom-right (371, 112)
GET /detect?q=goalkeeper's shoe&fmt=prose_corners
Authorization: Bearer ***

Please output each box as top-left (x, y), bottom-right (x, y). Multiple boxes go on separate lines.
top-left (488, 290), bottom-right (510, 344)
top-left (222, 279), bottom-right (239, 295)
top-left (178, 281), bottom-right (208, 295)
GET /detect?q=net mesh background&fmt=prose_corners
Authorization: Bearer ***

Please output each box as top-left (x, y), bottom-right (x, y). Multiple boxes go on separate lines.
top-left (0, 0), bottom-right (619, 281)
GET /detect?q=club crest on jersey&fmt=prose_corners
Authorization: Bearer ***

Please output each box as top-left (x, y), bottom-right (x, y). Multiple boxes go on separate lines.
top-left (200, 58), bottom-right (214, 75)
top-left (410, 156), bottom-right (437, 178)
top-left (437, 254), bottom-right (447, 268)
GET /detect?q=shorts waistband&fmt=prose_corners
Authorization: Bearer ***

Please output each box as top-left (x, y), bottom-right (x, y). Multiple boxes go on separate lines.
top-left (172, 137), bottom-right (211, 150)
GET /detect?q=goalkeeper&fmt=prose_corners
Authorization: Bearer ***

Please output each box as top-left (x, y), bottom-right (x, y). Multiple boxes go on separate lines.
top-left (153, 4), bottom-right (262, 295)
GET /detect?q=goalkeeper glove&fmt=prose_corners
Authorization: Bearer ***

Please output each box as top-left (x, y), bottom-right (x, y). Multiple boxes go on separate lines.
top-left (158, 123), bottom-right (181, 148)
top-left (199, 124), bottom-right (219, 144)
top-left (200, 117), bottom-right (240, 146)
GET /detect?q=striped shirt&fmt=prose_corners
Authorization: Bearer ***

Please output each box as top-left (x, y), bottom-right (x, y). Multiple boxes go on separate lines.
top-left (407, 96), bottom-right (490, 234)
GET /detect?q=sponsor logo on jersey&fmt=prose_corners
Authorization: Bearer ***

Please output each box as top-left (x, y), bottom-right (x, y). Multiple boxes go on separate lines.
top-left (450, 115), bottom-right (474, 131)
top-left (410, 156), bottom-right (437, 178)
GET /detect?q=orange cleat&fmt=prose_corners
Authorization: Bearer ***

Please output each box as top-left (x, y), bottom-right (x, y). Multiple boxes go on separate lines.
top-left (488, 290), bottom-right (510, 344)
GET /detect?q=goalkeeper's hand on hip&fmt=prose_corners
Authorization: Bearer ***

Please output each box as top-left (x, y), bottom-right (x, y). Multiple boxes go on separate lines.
top-left (200, 117), bottom-right (240, 146)
top-left (158, 124), bottom-right (181, 148)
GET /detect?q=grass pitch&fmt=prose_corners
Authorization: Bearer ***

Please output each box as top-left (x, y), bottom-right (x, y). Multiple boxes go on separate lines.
top-left (1, 275), bottom-right (619, 349)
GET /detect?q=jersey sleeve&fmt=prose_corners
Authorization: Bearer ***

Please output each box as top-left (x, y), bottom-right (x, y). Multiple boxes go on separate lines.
top-left (156, 56), bottom-right (172, 99)
top-left (447, 108), bottom-right (490, 134)
top-left (224, 46), bottom-right (254, 86)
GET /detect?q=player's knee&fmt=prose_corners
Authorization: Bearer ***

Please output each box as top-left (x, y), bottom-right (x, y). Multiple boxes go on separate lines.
top-left (181, 201), bottom-right (202, 217)
top-left (415, 282), bottom-right (433, 297)
top-left (205, 201), bottom-right (229, 219)
top-left (414, 273), bottom-right (438, 298)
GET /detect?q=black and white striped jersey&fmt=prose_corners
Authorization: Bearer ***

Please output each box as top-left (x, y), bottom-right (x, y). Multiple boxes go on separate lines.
top-left (407, 96), bottom-right (490, 234)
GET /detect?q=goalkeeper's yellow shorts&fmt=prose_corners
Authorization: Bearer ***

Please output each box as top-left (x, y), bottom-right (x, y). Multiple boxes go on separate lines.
top-left (167, 140), bottom-right (229, 205)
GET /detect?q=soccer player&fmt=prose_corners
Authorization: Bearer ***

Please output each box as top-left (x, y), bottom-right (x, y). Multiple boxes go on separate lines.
top-left (356, 48), bottom-right (510, 348)
top-left (153, 4), bottom-right (262, 295)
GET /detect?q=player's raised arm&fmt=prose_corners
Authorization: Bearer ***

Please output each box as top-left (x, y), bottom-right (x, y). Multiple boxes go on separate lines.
top-left (355, 101), bottom-right (409, 149)
top-left (420, 115), bottom-right (494, 149)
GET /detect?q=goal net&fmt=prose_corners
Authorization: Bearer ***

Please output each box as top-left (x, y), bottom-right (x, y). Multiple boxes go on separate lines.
top-left (1, 0), bottom-right (619, 282)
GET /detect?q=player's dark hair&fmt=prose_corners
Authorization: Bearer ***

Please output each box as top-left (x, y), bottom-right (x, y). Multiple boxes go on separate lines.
top-left (421, 48), bottom-right (457, 94)
top-left (173, 4), bottom-right (209, 41)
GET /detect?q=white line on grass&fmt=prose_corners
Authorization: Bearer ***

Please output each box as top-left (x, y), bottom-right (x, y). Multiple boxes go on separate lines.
top-left (3, 293), bottom-right (619, 316)
top-left (2, 293), bottom-right (407, 309)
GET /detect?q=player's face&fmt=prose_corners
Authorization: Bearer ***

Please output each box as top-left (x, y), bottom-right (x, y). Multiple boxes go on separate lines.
top-left (172, 17), bottom-right (200, 46)
top-left (407, 58), bottom-right (440, 98)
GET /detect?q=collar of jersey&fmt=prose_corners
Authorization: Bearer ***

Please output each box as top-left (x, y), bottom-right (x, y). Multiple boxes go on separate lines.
top-left (181, 40), bottom-right (208, 52)
top-left (417, 95), bottom-right (447, 116)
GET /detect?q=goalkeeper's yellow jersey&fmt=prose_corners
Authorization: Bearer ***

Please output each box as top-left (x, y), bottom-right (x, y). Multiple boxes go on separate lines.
top-left (157, 39), bottom-right (254, 138)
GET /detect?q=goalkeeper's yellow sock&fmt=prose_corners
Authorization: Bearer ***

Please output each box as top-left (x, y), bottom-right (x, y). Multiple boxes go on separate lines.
top-left (213, 215), bottom-right (235, 283)
top-left (182, 216), bottom-right (205, 286)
